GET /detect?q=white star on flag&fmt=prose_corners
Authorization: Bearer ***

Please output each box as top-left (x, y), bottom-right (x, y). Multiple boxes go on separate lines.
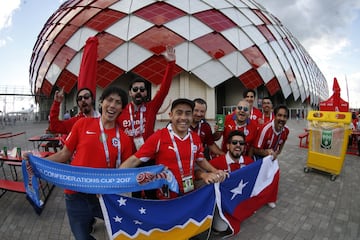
top-left (139, 207), bottom-right (146, 214)
top-left (113, 216), bottom-right (122, 223)
top-left (117, 197), bottom-right (127, 206)
top-left (230, 179), bottom-right (248, 200)
top-left (133, 220), bottom-right (142, 225)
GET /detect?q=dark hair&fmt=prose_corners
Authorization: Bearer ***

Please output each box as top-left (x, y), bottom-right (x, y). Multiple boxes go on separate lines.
top-left (193, 98), bottom-right (207, 109)
top-left (171, 98), bottom-right (195, 111)
top-left (262, 96), bottom-right (272, 103)
top-left (274, 104), bottom-right (289, 117)
top-left (77, 88), bottom-right (95, 107)
top-left (129, 77), bottom-right (147, 90)
top-left (243, 89), bottom-right (256, 98)
top-left (227, 130), bottom-right (246, 143)
top-left (99, 86), bottom-right (128, 106)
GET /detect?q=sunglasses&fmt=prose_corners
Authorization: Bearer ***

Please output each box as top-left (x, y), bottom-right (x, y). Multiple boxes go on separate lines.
top-left (231, 140), bottom-right (245, 146)
top-left (237, 106), bottom-right (249, 112)
top-left (76, 94), bottom-right (91, 102)
top-left (132, 87), bottom-right (146, 93)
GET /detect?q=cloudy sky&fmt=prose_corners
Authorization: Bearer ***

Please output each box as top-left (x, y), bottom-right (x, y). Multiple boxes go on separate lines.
top-left (1, 0), bottom-right (360, 108)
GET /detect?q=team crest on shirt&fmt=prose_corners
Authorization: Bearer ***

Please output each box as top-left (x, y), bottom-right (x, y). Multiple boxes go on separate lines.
top-left (251, 115), bottom-right (257, 120)
top-left (244, 129), bottom-right (249, 136)
top-left (112, 137), bottom-right (120, 147)
top-left (140, 105), bottom-right (146, 112)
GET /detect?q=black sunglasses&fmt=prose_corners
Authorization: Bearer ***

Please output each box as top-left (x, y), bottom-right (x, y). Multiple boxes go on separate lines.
top-left (77, 94), bottom-right (91, 102)
top-left (237, 106), bottom-right (249, 112)
top-left (132, 87), bottom-right (146, 93)
top-left (231, 140), bottom-right (245, 146)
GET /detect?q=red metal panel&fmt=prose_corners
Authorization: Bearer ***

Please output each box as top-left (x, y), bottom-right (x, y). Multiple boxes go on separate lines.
top-left (135, 2), bottom-right (185, 25)
top-left (193, 32), bottom-right (236, 59)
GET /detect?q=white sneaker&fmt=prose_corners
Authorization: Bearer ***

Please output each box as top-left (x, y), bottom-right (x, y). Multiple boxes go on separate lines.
top-left (268, 202), bottom-right (276, 208)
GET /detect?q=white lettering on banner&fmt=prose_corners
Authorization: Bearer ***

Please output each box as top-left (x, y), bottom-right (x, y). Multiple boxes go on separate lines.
top-left (41, 170), bottom-right (131, 184)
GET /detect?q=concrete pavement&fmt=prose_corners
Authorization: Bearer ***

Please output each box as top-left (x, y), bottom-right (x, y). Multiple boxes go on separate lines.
top-left (0, 119), bottom-right (359, 240)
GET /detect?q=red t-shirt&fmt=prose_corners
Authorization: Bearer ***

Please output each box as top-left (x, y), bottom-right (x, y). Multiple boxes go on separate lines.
top-left (65, 118), bottom-right (133, 168)
top-left (221, 117), bottom-right (257, 155)
top-left (210, 153), bottom-right (253, 172)
top-left (117, 61), bottom-right (175, 141)
top-left (249, 106), bottom-right (262, 127)
top-left (134, 126), bottom-right (204, 198)
top-left (254, 120), bottom-right (289, 152)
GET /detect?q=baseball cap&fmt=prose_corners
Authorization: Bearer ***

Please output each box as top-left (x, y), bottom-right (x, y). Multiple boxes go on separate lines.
top-left (171, 98), bottom-right (195, 111)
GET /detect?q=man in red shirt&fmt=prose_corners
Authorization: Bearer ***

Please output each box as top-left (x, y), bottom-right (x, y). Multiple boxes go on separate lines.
top-left (117, 46), bottom-right (176, 199)
top-left (48, 87), bottom-right (100, 134)
top-left (117, 46), bottom-right (176, 149)
top-left (190, 98), bottom-right (224, 160)
top-left (251, 104), bottom-right (290, 208)
top-left (215, 99), bottom-right (257, 156)
top-left (40, 86), bottom-right (133, 240)
top-left (243, 89), bottom-right (262, 127)
top-left (120, 98), bottom-right (228, 199)
top-left (258, 97), bottom-right (274, 126)
top-left (209, 130), bottom-right (254, 234)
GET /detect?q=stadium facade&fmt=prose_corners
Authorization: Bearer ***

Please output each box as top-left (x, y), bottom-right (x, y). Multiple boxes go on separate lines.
top-left (29, 0), bottom-right (328, 120)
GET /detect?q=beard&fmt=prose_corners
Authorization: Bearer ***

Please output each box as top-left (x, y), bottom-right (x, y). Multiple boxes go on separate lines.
top-left (133, 93), bottom-right (147, 105)
top-left (230, 151), bottom-right (241, 159)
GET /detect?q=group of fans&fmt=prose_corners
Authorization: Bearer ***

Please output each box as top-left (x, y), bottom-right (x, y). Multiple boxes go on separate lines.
top-left (33, 46), bottom-right (290, 239)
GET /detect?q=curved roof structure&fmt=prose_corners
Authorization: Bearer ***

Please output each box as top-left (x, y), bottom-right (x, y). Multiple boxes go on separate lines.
top-left (30, 0), bottom-right (328, 105)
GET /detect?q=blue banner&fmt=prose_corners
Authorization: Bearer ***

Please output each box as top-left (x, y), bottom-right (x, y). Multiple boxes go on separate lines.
top-left (23, 155), bottom-right (179, 211)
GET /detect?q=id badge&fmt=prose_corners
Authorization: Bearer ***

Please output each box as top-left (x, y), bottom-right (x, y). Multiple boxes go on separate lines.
top-left (182, 175), bottom-right (194, 193)
top-left (133, 136), bottom-right (144, 150)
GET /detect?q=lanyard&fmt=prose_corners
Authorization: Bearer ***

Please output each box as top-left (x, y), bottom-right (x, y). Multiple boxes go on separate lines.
top-left (128, 104), bottom-right (144, 136)
top-left (197, 121), bottom-right (202, 136)
top-left (168, 125), bottom-right (194, 178)
top-left (262, 113), bottom-right (273, 121)
top-left (99, 118), bottom-right (121, 168)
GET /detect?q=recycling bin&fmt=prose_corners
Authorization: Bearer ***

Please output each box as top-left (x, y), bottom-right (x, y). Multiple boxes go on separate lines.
top-left (304, 111), bottom-right (351, 180)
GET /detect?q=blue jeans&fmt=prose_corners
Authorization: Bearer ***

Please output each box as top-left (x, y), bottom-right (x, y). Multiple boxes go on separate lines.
top-left (65, 193), bottom-right (103, 240)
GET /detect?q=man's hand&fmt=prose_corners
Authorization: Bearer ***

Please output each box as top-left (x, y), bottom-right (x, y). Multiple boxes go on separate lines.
top-left (54, 88), bottom-right (64, 103)
top-left (163, 45), bottom-right (176, 62)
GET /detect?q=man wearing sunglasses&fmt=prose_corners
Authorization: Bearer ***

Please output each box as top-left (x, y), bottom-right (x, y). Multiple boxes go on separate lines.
top-left (209, 130), bottom-right (254, 235)
top-left (49, 88), bottom-right (100, 134)
top-left (215, 100), bottom-right (258, 155)
top-left (117, 45), bottom-right (176, 199)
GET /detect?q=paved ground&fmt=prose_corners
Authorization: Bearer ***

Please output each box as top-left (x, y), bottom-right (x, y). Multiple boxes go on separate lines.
top-left (0, 119), bottom-right (359, 240)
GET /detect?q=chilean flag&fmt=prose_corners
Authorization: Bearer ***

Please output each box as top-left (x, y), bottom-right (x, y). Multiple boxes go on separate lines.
top-left (214, 156), bottom-right (279, 235)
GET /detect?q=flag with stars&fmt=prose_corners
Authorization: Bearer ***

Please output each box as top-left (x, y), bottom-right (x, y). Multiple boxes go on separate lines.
top-left (100, 184), bottom-right (215, 240)
top-left (215, 156), bottom-right (279, 235)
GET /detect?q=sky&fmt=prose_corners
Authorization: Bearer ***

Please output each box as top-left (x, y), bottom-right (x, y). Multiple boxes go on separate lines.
top-left (0, 0), bottom-right (360, 108)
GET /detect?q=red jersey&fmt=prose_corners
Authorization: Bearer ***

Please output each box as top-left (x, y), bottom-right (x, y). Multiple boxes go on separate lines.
top-left (134, 125), bottom-right (204, 198)
top-left (249, 106), bottom-right (262, 127)
top-left (190, 120), bottom-right (215, 147)
top-left (65, 118), bottom-right (134, 168)
top-left (210, 153), bottom-right (253, 172)
top-left (221, 117), bottom-right (257, 155)
top-left (259, 112), bottom-right (275, 126)
top-left (64, 118), bottom-right (134, 194)
top-left (254, 120), bottom-right (289, 152)
top-left (117, 61), bottom-right (175, 140)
